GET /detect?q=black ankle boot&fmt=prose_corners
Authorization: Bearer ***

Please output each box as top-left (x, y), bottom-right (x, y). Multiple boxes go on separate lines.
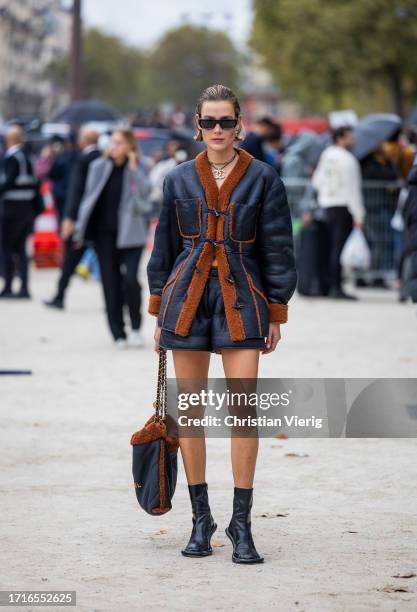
top-left (181, 482), bottom-right (217, 557)
top-left (225, 487), bottom-right (264, 563)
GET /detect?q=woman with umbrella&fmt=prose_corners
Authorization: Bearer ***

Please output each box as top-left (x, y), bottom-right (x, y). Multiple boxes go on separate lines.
top-left (398, 158), bottom-right (417, 303)
top-left (353, 114), bottom-right (402, 288)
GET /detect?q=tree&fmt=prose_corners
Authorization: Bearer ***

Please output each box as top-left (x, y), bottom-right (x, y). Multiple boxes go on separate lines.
top-left (46, 28), bottom-right (145, 112)
top-left (147, 25), bottom-right (242, 108)
top-left (250, 0), bottom-right (417, 116)
top-left (46, 25), bottom-right (242, 115)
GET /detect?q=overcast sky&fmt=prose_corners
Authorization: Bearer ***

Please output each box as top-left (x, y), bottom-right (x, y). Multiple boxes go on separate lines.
top-left (82, 0), bottom-right (253, 49)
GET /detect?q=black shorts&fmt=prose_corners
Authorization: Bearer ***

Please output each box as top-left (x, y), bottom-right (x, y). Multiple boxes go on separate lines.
top-left (159, 267), bottom-right (268, 354)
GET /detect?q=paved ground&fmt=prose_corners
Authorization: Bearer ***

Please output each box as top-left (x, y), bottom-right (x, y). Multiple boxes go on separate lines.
top-left (1, 256), bottom-right (417, 611)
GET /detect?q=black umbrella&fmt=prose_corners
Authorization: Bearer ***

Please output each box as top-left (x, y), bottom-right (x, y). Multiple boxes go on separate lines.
top-left (352, 113), bottom-right (402, 160)
top-left (281, 130), bottom-right (325, 178)
top-left (51, 100), bottom-right (121, 124)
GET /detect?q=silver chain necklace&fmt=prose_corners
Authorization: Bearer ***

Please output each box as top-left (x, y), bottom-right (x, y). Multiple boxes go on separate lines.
top-left (208, 150), bottom-right (238, 180)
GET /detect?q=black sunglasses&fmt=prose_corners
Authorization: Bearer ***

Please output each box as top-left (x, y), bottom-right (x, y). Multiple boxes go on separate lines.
top-left (198, 117), bottom-right (238, 130)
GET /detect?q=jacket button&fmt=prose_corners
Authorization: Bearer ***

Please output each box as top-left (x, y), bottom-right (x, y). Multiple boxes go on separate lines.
top-left (225, 274), bottom-right (235, 284)
top-left (233, 302), bottom-right (243, 309)
top-left (195, 265), bottom-right (201, 273)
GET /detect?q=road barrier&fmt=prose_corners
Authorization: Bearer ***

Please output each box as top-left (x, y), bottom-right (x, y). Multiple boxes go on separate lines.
top-left (283, 178), bottom-right (402, 280)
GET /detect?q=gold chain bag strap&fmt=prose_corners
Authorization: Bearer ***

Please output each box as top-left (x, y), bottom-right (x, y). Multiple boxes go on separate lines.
top-left (130, 348), bottom-right (180, 515)
top-left (154, 346), bottom-right (167, 423)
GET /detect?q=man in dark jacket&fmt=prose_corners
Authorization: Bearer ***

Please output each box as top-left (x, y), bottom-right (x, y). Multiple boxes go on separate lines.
top-left (358, 146), bottom-right (398, 288)
top-left (0, 125), bottom-right (38, 298)
top-left (44, 129), bottom-right (100, 309)
top-left (399, 160), bottom-right (417, 302)
top-left (240, 117), bottom-right (278, 162)
top-left (48, 134), bottom-right (79, 223)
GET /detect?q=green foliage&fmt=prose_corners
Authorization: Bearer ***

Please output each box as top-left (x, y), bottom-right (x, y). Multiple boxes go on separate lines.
top-left (45, 28), bottom-right (144, 111)
top-left (250, 0), bottom-right (417, 115)
top-left (80, 28), bottom-right (145, 111)
top-left (45, 25), bottom-right (242, 113)
top-left (147, 25), bottom-right (242, 107)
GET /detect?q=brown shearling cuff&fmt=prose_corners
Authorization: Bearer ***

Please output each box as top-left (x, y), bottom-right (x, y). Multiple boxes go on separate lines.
top-left (148, 293), bottom-right (162, 316)
top-left (268, 302), bottom-right (288, 324)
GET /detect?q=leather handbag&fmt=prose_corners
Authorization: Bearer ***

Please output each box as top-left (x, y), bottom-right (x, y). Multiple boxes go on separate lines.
top-left (130, 348), bottom-right (179, 515)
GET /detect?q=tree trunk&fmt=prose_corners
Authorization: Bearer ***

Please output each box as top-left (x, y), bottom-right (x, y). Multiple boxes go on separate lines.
top-left (69, 0), bottom-right (83, 101)
top-left (390, 67), bottom-right (404, 118)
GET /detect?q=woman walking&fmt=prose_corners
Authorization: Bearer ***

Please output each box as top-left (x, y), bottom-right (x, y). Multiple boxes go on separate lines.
top-left (147, 85), bottom-right (297, 563)
top-left (74, 129), bottom-right (151, 348)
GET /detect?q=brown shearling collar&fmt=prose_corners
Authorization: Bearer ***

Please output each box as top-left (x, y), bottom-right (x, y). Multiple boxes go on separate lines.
top-left (194, 147), bottom-right (254, 212)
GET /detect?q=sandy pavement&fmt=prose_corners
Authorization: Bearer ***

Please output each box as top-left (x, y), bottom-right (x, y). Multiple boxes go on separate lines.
top-left (1, 256), bottom-right (417, 611)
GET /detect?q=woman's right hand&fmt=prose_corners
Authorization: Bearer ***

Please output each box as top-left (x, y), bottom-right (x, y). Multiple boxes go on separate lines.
top-left (154, 321), bottom-right (161, 353)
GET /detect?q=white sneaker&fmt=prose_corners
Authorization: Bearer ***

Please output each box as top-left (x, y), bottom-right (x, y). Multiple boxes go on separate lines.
top-left (129, 329), bottom-right (145, 348)
top-left (115, 338), bottom-right (128, 350)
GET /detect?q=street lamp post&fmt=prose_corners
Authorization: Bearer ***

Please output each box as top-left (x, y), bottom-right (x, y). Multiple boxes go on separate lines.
top-left (69, 0), bottom-right (82, 101)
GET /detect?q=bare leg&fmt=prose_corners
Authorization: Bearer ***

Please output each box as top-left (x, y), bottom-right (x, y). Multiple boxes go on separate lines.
top-left (172, 350), bottom-right (211, 485)
top-left (221, 349), bottom-right (261, 488)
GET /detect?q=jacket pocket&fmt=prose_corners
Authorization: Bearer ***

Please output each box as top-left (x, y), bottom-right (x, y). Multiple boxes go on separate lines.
top-left (228, 201), bottom-right (261, 243)
top-left (174, 197), bottom-right (202, 238)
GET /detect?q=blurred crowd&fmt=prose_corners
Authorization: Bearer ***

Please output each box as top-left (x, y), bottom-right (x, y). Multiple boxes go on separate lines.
top-left (0, 123), bottom-right (187, 346)
top-left (1, 109), bottom-right (417, 349)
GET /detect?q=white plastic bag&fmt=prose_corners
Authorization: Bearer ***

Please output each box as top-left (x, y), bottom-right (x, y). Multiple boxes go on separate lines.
top-left (390, 186), bottom-right (408, 232)
top-left (340, 228), bottom-right (371, 270)
top-left (391, 208), bottom-right (405, 232)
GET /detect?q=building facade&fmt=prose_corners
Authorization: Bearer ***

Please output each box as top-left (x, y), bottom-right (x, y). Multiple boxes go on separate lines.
top-left (0, 0), bottom-right (71, 121)
top-left (241, 51), bottom-right (301, 127)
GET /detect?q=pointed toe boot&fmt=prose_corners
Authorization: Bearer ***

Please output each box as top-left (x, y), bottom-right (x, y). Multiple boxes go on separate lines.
top-left (225, 487), bottom-right (264, 564)
top-left (181, 482), bottom-right (217, 557)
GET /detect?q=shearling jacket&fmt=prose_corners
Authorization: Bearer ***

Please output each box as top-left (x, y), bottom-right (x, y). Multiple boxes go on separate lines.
top-left (147, 147), bottom-right (297, 342)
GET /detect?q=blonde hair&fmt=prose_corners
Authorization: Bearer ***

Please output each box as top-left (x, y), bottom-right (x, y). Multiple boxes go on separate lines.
top-left (6, 125), bottom-right (23, 146)
top-left (105, 128), bottom-right (142, 159)
top-left (194, 84), bottom-right (246, 142)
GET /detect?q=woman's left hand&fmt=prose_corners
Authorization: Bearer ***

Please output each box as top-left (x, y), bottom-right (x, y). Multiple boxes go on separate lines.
top-left (262, 323), bottom-right (281, 354)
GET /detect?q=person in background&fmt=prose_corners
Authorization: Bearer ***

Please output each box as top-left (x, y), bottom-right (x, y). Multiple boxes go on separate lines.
top-left (35, 144), bottom-right (54, 180)
top-left (390, 127), bottom-right (417, 287)
top-left (358, 146), bottom-right (398, 288)
top-left (149, 140), bottom-right (187, 216)
top-left (44, 128), bottom-right (101, 310)
top-left (312, 126), bottom-right (366, 300)
top-left (73, 129), bottom-right (151, 349)
top-left (48, 133), bottom-right (79, 224)
top-left (0, 125), bottom-right (38, 298)
top-left (398, 157), bottom-right (417, 303)
top-left (382, 129), bottom-right (415, 181)
top-left (240, 116), bottom-right (277, 162)
top-left (261, 122), bottom-right (285, 173)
